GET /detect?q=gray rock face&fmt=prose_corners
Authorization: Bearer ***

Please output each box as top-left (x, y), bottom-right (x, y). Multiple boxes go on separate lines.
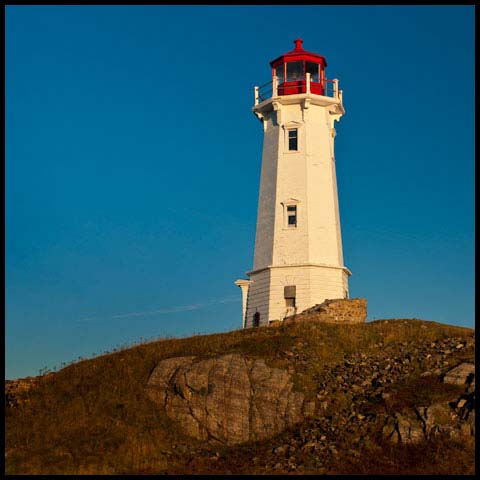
top-left (381, 411), bottom-right (425, 444)
top-left (145, 354), bottom-right (314, 445)
top-left (381, 397), bottom-right (475, 445)
top-left (381, 362), bottom-right (476, 445)
top-left (443, 363), bottom-right (475, 386)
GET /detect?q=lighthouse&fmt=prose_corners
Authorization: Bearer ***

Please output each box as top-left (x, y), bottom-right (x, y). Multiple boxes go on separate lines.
top-left (236, 39), bottom-right (351, 328)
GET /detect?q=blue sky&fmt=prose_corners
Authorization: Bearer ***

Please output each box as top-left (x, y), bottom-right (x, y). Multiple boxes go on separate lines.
top-left (6, 5), bottom-right (474, 379)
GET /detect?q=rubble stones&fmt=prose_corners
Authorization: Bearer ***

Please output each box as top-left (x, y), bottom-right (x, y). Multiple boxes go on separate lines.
top-left (5, 322), bottom-right (475, 475)
top-left (379, 360), bottom-right (475, 444)
top-left (261, 332), bottom-right (474, 471)
top-left (304, 334), bottom-right (475, 450)
top-left (283, 298), bottom-right (367, 325)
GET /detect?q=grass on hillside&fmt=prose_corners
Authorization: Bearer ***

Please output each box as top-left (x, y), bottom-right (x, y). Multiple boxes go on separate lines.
top-left (5, 318), bottom-right (474, 475)
top-left (329, 434), bottom-right (475, 475)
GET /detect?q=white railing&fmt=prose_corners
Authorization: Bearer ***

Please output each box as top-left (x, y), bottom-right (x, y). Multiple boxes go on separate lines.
top-left (254, 75), bottom-right (342, 105)
top-left (256, 80), bottom-right (273, 103)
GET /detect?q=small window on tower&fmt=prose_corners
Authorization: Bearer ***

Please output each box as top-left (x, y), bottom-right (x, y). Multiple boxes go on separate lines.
top-left (288, 129), bottom-right (298, 151)
top-left (253, 312), bottom-right (260, 327)
top-left (284, 285), bottom-right (296, 309)
top-left (287, 205), bottom-right (297, 227)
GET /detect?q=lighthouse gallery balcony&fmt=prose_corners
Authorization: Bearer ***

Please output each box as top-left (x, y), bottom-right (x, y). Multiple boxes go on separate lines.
top-left (254, 74), bottom-right (343, 106)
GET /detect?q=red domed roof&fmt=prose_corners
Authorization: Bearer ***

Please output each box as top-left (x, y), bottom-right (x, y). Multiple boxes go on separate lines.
top-left (270, 38), bottom-right (327, 68)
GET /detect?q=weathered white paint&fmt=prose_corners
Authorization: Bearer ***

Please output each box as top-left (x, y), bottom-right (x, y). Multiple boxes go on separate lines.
top-left (236, 81), bottom-right (351, 327)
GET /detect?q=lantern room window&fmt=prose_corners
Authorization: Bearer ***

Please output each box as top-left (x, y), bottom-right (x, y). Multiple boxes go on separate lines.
top-left (306, 61), bottom-right (320, 82)
top-left (286, 61), bottom-right (303, 81)
top-left (275, 64), bottom-right (284, 83)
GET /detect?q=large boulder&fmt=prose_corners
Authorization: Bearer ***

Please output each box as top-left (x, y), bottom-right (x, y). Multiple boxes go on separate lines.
top-left (145, 353), bottom-right (315, 445)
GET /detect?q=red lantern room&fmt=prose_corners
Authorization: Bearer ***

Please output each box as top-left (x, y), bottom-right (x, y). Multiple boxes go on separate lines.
top-left (270, 38), bottom-right (327, 96)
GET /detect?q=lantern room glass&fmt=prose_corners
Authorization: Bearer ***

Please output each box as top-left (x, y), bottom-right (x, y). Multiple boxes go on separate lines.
top-left (272, 59), bottom-right (324, 96)
top-left (306, 61), bottom-right (320, 82)
top-left (286, 61), bottom-right (303, 82)
top-left (275, 65), bottom-right (284, 83)
top-left (277, 61), bottom-right (321, 83)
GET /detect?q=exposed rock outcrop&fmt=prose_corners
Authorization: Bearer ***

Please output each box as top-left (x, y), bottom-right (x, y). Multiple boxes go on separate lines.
top-left (382, 362), bottom-right (475, 444)
top-left (145, 336), bottom-right (474, 452)
top-left (382, 410), bottom-right (425, 444)
top-left (443, 362), bottom-right (475, 387)
top-left (145, 353), bottom-right (315, 445)
top-left (254, 333), bottom-right (474, 473)
top-left (5, 320), bottom-right (475, 475)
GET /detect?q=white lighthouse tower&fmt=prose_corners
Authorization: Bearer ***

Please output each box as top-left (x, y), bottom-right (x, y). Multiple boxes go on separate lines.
top-left (236, 39), bottom-right (351, 328)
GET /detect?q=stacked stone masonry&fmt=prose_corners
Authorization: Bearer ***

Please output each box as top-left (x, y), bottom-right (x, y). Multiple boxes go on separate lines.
top-left (281, 297), bottom-right (367, 325)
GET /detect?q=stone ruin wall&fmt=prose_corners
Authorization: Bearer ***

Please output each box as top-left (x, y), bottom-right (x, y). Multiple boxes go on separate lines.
top-left (279, 298), bottom-right (367, 326)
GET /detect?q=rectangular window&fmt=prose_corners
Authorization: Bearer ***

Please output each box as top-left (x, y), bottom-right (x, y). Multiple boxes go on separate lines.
top-left (286, 61), bottom-right (303, 81)
top-left (284, 286), bottom-right (296, 308)
top-left (288, 129), bottom-right (298, 151)
top-left (275, 65), bottom-right (284, 84)
top-left (284, 285), bottom-right (296, 298)
top-left (306, 61), bottom-right (320, 82)
top-left (287, 205), bottom-right (297, 226)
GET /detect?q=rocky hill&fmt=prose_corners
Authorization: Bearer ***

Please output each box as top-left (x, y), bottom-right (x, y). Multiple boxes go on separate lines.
top-left (5, 318), bottom-right (475, 475)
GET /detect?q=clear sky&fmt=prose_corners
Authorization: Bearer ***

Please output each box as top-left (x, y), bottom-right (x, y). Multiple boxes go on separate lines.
top-left (6, 5), bottom-right (474, 379)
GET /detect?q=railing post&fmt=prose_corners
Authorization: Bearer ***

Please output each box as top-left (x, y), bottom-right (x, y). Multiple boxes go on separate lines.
top-left (306, 72), bottom-right (311, 94)
top-left (333, 79), bottom-right (339, 99)
top-left (272, 76), bottom-right (278, 97)
top-left (339, 89), bottom-right (343, 103)
top-left (254, 86), bottom-right (259, 105)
